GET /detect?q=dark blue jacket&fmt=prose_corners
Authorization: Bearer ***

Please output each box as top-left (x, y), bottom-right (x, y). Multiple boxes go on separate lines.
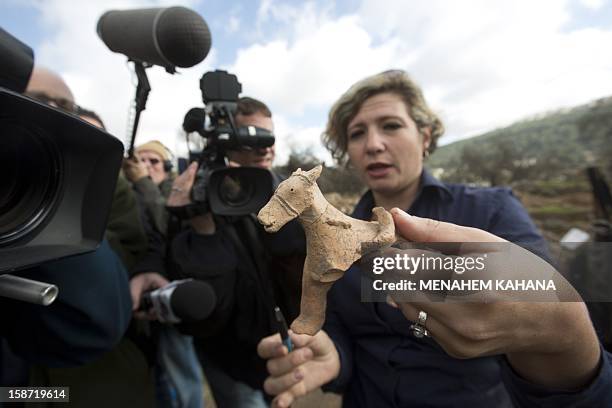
top-left (0, 240), bottom-right (132, 367)
top-left (324, 170), bottom-right (612, 407)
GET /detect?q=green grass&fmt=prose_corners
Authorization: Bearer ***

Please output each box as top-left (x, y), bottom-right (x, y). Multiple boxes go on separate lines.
top-left (529, 205), bottom-right (590, 218)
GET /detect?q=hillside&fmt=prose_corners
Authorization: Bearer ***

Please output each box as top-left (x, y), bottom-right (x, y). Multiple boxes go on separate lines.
top-left (427, 96), bottom-right (612, 184)
top-left (424, 96), bottom-right (612, 243)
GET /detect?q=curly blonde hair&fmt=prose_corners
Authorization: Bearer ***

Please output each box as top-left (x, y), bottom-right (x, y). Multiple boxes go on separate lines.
top-left (322, 70), bottom-right (444, 165)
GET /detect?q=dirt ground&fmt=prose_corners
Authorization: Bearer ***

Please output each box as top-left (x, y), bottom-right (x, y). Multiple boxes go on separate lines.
top-left (204, 382), bottom-right (341, 408)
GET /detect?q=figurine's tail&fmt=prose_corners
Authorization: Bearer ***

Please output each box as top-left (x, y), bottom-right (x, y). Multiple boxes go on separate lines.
top-left (371, 207), bottom-right (396, 246)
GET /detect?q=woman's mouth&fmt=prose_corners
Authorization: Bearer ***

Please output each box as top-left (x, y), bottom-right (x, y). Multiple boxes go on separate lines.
top-left (366, 163), bottom-right (393, 178)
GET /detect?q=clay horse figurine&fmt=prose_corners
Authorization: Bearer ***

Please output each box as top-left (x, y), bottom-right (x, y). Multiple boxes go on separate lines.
top-left (258, 165), bottom-right (395, 335)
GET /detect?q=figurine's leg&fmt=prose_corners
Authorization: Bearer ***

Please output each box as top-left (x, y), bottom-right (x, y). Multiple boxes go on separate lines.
top-left (291, 264), bottom-right (333, 335)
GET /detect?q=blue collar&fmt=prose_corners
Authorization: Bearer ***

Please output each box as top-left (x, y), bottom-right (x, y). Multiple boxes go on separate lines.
top-left (352, 169), bottom-right (453, 218)
top-left (420, 169), bottom-right (453, 200)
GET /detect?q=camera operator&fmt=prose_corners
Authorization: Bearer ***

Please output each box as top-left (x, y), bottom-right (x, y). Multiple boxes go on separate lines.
top-left (0, 29), bottom-right (132, 395)
top-left (131, 97), bottom-right (306, 407)
top-left (14, 66), bottom-right (157, 407)
top-left (24, 68), bottom-right (149, 272)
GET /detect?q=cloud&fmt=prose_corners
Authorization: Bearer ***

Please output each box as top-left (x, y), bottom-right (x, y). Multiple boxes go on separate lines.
top-left (24, 0), bottom-right (612, 165)
top-left (579, 0), bottom-right (605, 10)
top-left (228, 0), bottom-right (612, 156)
top-left (228, 4), bottom-right (402, 164)
top-left (356, 0), bottom-right (612, 140)
top-left (226, 15), bottom-right (241, 34)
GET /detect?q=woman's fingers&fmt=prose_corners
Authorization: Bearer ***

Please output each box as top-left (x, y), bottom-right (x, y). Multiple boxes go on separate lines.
top-left (259, 330), bottom-right (339, 405)
top-left (267, 347), bottom-right (313, 377)
top-left (271, 377), bottom-right (315, 408)
top-left (257, 333), bottom-right (287, 359)
top-left (273, 392), bottom-right (296, 408)
top-left (264, 364), bottom-right (307, 395)
top-left (289, 331), bottom-right (316, 348)
top-left (259, 332), bottom-right (315, 402)
top-left (392, 301), bottom-right (443, 339)
top-left (394, 301), bottom-right (496, 359)
top-left (391, 208), bottom-right (504, 244)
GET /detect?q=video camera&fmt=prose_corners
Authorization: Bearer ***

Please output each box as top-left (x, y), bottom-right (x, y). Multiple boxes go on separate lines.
top-left (0, 28), bottom-right (124, 276)
top-left (97, 6), bottom-right (275, 217)
top-left (180, 70), bottom-right (275, 217)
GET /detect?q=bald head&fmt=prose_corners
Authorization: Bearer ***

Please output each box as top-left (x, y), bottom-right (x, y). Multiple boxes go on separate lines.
top-left (26, 66), bottom-right (74, 104)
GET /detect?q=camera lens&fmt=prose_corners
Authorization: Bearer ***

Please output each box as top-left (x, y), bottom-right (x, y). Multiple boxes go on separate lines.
top-left (219, 173), bottom-right (254, 207)
top-left (209, 167), bottom-right (273, 216)
top-left (0, 121), bottom-right (61, 245)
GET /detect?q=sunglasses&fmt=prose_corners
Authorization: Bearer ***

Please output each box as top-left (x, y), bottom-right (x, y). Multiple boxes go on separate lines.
top-left (24, 91), bottom-right (79, 113)
top-left (141, 157), bottom-right (161, 165)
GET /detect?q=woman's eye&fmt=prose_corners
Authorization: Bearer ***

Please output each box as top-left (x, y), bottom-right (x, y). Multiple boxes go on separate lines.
top-left (348, 130), bottom-right (364, 140)
top-left (384, 122), bottom-right (402, 131)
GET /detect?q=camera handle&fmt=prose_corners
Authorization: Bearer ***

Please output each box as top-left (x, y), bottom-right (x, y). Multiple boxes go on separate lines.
top-left (126, 61), bottom-right (151, 157)
top-left (0, 274), bottom-right (58, 305)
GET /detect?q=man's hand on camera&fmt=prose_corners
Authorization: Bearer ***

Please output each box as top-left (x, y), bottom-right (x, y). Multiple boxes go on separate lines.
top-left (122, 156), bottom-right (149, 183)
top-left (166, 161), bottom-right (216, 235)
top-left (166, 161), bottom-right (198, 207)
top-left (130, 272), bottom-right (169, 320)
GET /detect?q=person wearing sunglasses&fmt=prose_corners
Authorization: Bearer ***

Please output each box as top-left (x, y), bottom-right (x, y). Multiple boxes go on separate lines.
top-left (133, 140), bottom-right (173, 186)
top-left (122, 140), bottom-right (176, 238)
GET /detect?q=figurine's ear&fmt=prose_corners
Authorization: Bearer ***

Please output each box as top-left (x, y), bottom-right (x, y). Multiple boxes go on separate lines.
top-left (292, 168), bottom-right (303, 176)
top-left (306, 165), bottom-right (322, 182)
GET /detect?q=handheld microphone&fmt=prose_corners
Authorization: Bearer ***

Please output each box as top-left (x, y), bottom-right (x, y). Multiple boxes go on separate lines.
top-left (97, 6), bottom-right (212, 72)
top-left (141, 279), bottom-right (216, 323)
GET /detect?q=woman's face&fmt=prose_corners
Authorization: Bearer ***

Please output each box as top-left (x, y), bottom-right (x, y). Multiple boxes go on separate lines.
top-left (137, 150), bottom-right (166, 185)
top-left (346, 92), bottom-right (430, 196)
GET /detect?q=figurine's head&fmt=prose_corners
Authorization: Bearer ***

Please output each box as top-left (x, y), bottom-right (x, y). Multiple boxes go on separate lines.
top-left (258, 165), bottom-right (322, 232)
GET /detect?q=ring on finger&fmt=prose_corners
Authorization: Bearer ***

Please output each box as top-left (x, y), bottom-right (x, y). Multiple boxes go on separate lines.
top-left (409, 310), bottom-right (430, 338)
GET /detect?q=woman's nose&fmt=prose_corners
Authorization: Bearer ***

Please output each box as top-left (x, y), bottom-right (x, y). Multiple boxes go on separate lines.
top-left (364, 129), bottom-right (385, 154)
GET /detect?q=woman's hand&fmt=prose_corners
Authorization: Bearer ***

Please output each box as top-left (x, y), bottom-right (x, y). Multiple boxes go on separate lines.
top-left (388, 208), bottom-right (600, 389)
top-left (257, 330), bottom-right (341, 408)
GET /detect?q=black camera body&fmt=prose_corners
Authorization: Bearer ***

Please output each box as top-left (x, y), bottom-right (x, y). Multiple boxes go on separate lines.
top-left (180, 70), bottom-right (275, 216)
top-left (0, 28), bottom-right (124, 273)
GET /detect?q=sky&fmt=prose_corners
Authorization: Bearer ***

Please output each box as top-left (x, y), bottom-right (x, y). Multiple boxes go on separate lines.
top-left (2, 0), bottom-right (612, 165)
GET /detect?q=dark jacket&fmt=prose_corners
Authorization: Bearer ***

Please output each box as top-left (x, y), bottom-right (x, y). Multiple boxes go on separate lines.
top-left (132, 175), bottom-right (174, 237)
top-left (324, 170), bottom-right (612, 407)
top-left (134, 170), bottom-right (307, 389)
top-left (0, 240), bottom-right (131, 367)
top-left (106, 173), bottom-right (148, 272)
top-left (170, 215), bottom-right (305, 388)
